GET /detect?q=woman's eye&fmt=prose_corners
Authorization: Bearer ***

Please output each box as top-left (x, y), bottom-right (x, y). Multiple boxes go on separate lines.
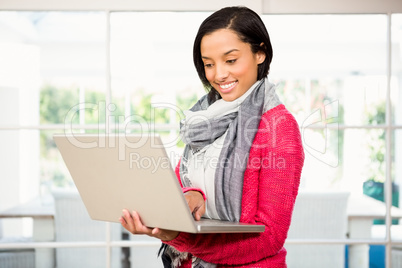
top-left (227, 59), bottom-right (237, 64)
top-left (204, 63), bottom-right (213, 68)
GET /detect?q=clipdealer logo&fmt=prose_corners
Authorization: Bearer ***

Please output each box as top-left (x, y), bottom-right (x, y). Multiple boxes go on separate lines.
top-left (129, 152), bottom-right (173, 173)
top-left (62, 101), bottom-right (184, 160)
top-left (301, 100), bottom-right (339, 167)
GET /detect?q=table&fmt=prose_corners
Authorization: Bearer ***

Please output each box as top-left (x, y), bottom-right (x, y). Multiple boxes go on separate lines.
top-left (0, 196), bottom-right (55, 268)
top-left (347, 194), bottom-right (402, 268)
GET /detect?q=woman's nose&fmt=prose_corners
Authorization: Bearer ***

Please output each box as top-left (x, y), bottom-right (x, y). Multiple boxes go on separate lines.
top-left (215, 64), bottom-right (229, 81)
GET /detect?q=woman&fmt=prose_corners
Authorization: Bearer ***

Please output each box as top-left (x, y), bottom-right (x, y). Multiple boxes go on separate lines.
top-left (120, 6), bottom-right (304, 267)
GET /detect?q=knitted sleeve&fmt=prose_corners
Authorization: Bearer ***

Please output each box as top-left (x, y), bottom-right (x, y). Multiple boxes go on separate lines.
top-left (165, 105), bottom-right (304, 266)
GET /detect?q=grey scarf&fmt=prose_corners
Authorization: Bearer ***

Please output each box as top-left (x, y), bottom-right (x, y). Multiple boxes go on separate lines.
top-left (180, 78), bottom-right (267, 222)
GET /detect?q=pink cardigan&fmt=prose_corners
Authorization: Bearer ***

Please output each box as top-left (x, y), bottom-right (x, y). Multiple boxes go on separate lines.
top-left (164, 104), bottom-right (305, 267)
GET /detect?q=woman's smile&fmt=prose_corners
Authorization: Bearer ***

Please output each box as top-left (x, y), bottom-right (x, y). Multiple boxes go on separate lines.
top-left (217, 81), bottom-right (238, 93)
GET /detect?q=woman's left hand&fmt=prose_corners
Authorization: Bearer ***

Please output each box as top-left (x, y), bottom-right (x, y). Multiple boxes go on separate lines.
top-left (119, 209), bottom-right (179, 241)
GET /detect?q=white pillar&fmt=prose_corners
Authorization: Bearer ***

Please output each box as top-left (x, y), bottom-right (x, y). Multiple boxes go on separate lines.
top-left (0, 42), bottom-right (41, 237)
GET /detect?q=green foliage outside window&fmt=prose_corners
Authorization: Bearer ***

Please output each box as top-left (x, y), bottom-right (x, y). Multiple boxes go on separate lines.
top-left (130, 89), bottom-right (169, 124)
top-left (365, 101), bottom-right (386, 182)
top-left (40, 85), bottom-right (79, 125)
top-left (39, 84), bottom-right (198, 187)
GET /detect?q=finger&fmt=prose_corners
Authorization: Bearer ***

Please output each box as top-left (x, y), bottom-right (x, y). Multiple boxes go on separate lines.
top-left (121, 209), bottom-right (135, 231)
top-left (194, 207), bottom-right (204, 221)
top-left (151, 227), bottom-right (161, 236)
top-left (131, 211), bottom-right (153, 235)
top-left (119, 216), bottom-right (127, 226)
top-left (196, 204), bottom-right (206, 220)
top-left (122, 209), bottom-right (132, 220)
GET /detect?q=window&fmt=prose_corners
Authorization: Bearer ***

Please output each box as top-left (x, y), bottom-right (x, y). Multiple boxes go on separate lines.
top-left (1, 5), bottom-right (402, 268)
top-left (263, 14), bottom-right (388, 192)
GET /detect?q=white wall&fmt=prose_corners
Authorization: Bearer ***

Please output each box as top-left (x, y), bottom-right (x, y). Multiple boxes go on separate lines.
top-left (0, 0), bottom-right (261, 12)
top-left (0, 0), bottom-right (401, 13)
top-left (263, 0), bottom-right (402, 14)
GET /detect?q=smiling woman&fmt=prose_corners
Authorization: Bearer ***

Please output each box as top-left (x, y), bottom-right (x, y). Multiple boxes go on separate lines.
top-left (120, 6), bottom-right (304, 268)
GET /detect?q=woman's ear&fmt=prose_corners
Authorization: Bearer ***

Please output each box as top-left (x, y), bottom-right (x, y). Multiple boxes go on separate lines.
top-left (256, 42), bottom-right (266, 64)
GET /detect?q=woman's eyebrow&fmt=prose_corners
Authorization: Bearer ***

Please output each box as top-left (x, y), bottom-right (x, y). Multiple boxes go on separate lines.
top-left (223, 49), bottom-right (239, 55)
top-left (202, 49), bottom-right (240, 59)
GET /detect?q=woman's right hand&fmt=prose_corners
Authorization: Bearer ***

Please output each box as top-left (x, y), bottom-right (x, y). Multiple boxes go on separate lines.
top-left (120, 209), bottom-right (179, 241)
top-left (184, 190), bottom-right (205, 221)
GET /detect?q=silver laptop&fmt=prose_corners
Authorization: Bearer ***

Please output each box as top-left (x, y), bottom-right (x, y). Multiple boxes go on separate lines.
top-left (53, 134), bottom-right (265, 234)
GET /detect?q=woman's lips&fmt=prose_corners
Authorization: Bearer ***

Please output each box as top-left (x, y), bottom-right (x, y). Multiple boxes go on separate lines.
top-left (218, 81), bottom-right (238, 93)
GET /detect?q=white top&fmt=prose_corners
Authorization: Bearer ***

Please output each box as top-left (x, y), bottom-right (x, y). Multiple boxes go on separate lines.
top-left (187, 131), bottom-right (228, 220)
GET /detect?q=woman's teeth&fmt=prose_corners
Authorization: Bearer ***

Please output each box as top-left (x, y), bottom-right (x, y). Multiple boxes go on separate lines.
top-left (220, 81), bottom-right (236, 89)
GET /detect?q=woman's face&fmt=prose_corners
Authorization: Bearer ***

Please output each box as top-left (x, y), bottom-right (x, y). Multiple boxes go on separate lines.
top-left (200, 29), bottom-right (265, 102)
